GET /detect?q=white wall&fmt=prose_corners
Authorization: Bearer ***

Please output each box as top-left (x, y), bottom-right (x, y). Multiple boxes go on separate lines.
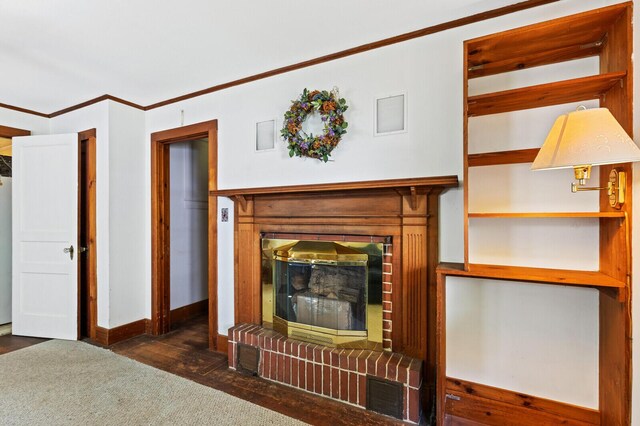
top-left (169, 140), bottom-right (208, 310)
top-left (50, 102), bottom-right (111, 327)
top-left (447, 278), bottom-right (598, 406)
top-left (0, 107), bottom-right (49, 136)
top-left (49, 100), bottom-right (147, 328)
top-left (107, 102), bottom-right (146, 327)
top-left (142, 0), bottom-right (618, 408)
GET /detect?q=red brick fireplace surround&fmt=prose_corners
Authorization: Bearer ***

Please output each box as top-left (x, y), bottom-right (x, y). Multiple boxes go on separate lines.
top-left (229, 323), bottom-right (423, 422)
top-left (211, 176), bottom-right (458, 421)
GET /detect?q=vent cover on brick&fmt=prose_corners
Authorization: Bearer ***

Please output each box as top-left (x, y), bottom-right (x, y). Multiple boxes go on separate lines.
top-left (366, 376), bottom-right (404, 420)
top-left (237, 343), bottom-right (260, 375)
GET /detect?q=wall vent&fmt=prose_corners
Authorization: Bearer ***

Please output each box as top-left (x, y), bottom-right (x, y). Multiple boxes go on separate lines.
top-left (366, 375), bottom-right (404, 419)
top-left (236, 343), bottom-right (260, 375)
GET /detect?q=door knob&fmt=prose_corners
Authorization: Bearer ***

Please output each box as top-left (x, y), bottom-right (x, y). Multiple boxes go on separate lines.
top-left (64, 245), bottom-right (74, 260)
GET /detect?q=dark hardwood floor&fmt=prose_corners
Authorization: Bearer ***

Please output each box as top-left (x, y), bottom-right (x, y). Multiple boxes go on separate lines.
top-left (0, 333), bottom-right (47, 355)
top-left (0, 317), bottom-right (473, 425)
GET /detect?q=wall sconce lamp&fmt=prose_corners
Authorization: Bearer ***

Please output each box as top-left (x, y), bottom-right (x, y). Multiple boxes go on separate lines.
top-left (531, 107), bottom-right (640, 208)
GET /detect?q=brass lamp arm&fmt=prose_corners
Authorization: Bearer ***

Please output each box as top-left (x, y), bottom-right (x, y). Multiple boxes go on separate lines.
top-left (569, 169), bottom-right (626, 208)
top-left (571, 182), bottom-right (611, 193)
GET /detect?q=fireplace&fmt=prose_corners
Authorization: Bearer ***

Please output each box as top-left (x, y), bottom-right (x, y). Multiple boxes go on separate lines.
top-left (262, 237), bottom-right (385, 350)
top-left (215, 176), bottom-right (458, 423)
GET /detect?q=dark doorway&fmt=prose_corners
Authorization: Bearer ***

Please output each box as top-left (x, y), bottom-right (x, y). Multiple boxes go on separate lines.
top-left (167, 138), bottom-right (209, 330)
top-left (78, 129), bottom-right (97, 340)
top-left (150, 120), bottom-right (219, 350)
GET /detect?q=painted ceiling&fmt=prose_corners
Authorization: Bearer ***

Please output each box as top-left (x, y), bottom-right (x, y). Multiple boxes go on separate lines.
top-left (2, 0), bottom-right (530, 113)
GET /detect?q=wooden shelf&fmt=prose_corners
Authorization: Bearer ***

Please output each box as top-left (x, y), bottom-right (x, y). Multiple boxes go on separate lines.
top-left (468, 44), bottom-right (602, 80)
top-left (466, 3), bottom-right (626, 78)
top-left (468, 212), bottom-right (626, 218)
top-left (467, 71), bottom-right (626, 117)
top-left (437, 262), bottom-right (626, 289)
top-left (468, 148), bottom-right (539, 167)
top-left (210, 175), bottom-right (458, 197)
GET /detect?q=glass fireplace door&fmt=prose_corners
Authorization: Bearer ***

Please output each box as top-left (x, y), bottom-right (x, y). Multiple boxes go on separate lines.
top-left (272, 241), bottom-right (369, 347)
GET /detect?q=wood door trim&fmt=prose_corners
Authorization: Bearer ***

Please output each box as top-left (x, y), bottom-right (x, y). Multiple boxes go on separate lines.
top-left (0, 125), bottom-right (31, 138)
top-left (150, 120), bottom-right (219, 350)
top-left (3, 0), bottom-right (559, 119)
top-left (78, 129), bottom-right (97, 340)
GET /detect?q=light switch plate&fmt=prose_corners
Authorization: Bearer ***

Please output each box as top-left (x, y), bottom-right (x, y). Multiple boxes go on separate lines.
top-left (221, 208), bottom-right (229, 222)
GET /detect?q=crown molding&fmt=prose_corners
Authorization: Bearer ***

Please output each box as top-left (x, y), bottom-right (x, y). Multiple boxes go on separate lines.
top-left (0, 101), bottom-right (49, 118)
top-left (48, 95), bottom-right (145, 118)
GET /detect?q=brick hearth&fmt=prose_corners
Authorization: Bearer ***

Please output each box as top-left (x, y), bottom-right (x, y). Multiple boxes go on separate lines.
top-left (228, 323), bottom-right (423, 423)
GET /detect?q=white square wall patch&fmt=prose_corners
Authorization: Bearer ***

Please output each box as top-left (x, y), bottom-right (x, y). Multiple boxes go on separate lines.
top-left (375, 93), bottom-right (407, 136)
top-left (256, 120), bottom-right (276, 151)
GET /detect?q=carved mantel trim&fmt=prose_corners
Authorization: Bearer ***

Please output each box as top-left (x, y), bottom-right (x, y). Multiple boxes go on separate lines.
top-left (210, 175), bottom-right (458, 197)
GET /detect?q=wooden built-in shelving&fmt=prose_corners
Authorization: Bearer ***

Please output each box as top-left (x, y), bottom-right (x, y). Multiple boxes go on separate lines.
top-left (438, 262), bottom-right (626, 289)
top-left (468, 148), bottom-right (539, 167)
top-left (468, 212), bottom-right (626, 219)
top-left (467, 71), bottom-right (626, 117)
top-left (438, 3), bottom-right (633, 425)
top-left (466, 5), bottom-right (624, 79)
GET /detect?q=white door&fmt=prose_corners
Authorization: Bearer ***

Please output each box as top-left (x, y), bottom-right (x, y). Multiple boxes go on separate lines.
top-left (12, 134), bottom-right (78, 340)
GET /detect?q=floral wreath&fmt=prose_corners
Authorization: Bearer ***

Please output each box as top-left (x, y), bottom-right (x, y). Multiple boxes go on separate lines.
top-left (281, 88), bottom-right (348, 162)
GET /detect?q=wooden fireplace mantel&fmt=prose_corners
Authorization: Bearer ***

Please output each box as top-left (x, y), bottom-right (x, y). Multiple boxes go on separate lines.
top-left (221, 174), bottom-right (458, 415)
top-left (210, 175), bottom-right (458, 197)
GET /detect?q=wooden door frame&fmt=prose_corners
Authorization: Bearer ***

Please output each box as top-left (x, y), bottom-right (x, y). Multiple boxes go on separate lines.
top-left (0, 125), bottom-right (30, 139)
top-left (78, 129), bottom-right (97, 340)
top-left (151, 120), bottom-right (218, 350)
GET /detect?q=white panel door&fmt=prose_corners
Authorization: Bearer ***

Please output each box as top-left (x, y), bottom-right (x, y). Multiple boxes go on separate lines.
top-left (12, 134), bottom-right (78, 340)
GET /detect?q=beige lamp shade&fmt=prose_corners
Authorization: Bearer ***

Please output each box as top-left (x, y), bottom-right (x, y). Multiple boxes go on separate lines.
top-left (531, 108), bottom-right (640, 171)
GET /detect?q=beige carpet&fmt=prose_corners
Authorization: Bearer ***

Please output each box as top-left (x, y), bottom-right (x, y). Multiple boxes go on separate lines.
top-left (0, 340), bottom-right (305, 425)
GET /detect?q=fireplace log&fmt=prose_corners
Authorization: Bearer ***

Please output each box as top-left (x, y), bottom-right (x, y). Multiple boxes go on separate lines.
top-left (296, 293), bottom-right (354, 330)
top-left (308, 265), bottom-right (365, 303)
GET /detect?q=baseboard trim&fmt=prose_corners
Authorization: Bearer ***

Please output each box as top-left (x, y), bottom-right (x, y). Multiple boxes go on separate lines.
top-left (93, 308), bottom-right (211, 347)
top-left (170, 299), bottom-right (208, 325)
top-left (216, 333), bottom-right (228, 354)
top-left (94, 319), bottom-right (148, 346)
top-left (445, 377), bottom-right (599, 425)
top-left (0, 323), bottom-right (11, 337)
